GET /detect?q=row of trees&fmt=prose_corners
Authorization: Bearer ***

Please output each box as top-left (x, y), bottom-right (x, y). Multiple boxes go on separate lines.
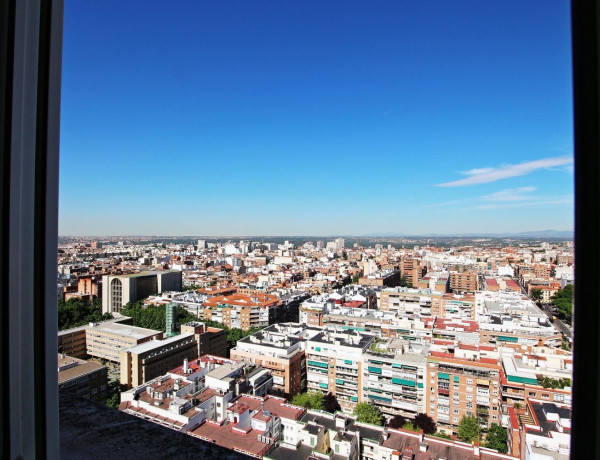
top-left (538, 376), bottom-right (571, 389)
top-left (58, 297), bottom-right (113, 330)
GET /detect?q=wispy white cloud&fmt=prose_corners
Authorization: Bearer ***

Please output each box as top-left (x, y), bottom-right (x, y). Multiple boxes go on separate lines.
top-left (472, 196), bottom-right (573, 210)
top-left (437, 156), bottom-right (573, 187)
top-left (480, 186), bottom-right (536, 202)
top-left (429, 186), bottom-right (572, 211)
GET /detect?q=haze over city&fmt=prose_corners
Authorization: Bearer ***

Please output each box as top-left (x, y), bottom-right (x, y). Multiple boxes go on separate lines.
top-left (59, 1), bottom-right (573, 236)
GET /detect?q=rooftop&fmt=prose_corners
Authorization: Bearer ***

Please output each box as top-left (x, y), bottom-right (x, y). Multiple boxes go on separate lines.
top-left (381, 429), bottom-right (518, 459)
top-left (57, 356), bottom-right (106, 384)
top-left (86, 322), bottom-right (161, 340)
top-left (123, 333), bottom-right (195, 354)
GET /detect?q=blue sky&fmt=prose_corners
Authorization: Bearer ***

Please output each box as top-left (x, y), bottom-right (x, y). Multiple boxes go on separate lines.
top-left (59, 1), bottom-right (573, 236)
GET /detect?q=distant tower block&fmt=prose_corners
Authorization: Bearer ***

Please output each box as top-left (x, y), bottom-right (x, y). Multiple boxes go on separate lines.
top-left (166, 303), bottom-right (179, 337)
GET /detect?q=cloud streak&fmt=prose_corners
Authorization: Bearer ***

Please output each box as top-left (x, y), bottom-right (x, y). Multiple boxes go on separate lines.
top-left (472, 196), bottom-right (573, 210)
top-left (480, 186), bottom-right (536, 202)
top-left (429, 186), bottom-right (572, 211)
top-left (437, 156), bottom-right (573, 187)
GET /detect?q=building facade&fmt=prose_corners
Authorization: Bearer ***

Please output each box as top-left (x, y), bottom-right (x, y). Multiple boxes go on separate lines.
top-left (101, 270), bottom-right (182, 314)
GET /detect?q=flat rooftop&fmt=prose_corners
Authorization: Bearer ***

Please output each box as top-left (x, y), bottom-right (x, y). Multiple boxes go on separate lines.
top-left (113, 270), bottom-right (179, 278)
top-left (86, 322), bottom-right (160, 340)
top-left (189, 420), bottom-right (271, 457)
top-left (207, 362), bottom-right (245, 380)
top-left (58, 357), bottom-right (106, 384)
top-left (309, 331), bottom-right (374, 349)
top-left (123, 333), bottom-right (195, 354)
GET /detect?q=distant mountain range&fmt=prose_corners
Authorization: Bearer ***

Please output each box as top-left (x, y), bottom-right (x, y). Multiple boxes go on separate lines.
top-left (364, 230), bottom-right (573, 238)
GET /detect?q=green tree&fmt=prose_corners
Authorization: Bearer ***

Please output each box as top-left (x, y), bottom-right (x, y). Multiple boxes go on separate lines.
top-left (434, 431), bottom-right (451, 439)
top-left (342, 251), bottom-right (348, 260)
top-left (402, 422), bottom-right (418, 431)
top-left (290, 391), bottom-right (324, 410)
top-left (352, 274), bottom-right (360, 284)
top-left (353, 402), bottom-right (384, 426)
top-left (182, 284), bottom-right (200, 291)
top-left (457, 416), bottom-right (481, 443)
top-left (105, 379), bottom-right (122, 409)
top-left (58, 297), bottom-right (112, 330)
top-left (484, 423), bottom-right (508, 453)
top-left (552, 284), bottom-right (573, 322)
top-left (399, 276), bottom-right (409, 288)
top-left (530, 288), bottom-right (543, 303)
top-left (119, 303), bottom-right (198, 333)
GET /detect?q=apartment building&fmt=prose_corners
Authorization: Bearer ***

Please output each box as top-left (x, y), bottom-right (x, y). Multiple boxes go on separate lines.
top-left (400, 257), bottom-right (424, 288)
top-left (426, 349), bottom-right (502, 432)
top-left (277, 290), bottom-right (311, 322)
top-left (329, 285), bottom-right (377, 309)
top-left (477, 291), bottom-right (562, 347)
top-left (77, 276), bottom-right (100, 298)
top-left (202, 292), bottom-right (282, 331)
top-left (449, 271), bottom-right (478, 293)
top-left (361, 340), bottom-right (427, 420)
top-left (436, 293), bottom-right (477, 319)
top-left (500, 346), bottom-right (572, 407)
top-left (58, 354), bottom-right (108, 403)
top-left (101, 270), bottom-right (182, 314)
top-left (299, 295), bottom-right (333, 326)
top-left (425, 317), bottom-right (481, 345)
top-left (517, 264), bottom-right (552, 280)
top-left (418, 271), bottom-right (449, 293)
top-left (358, 268), bottom-right (401, 287)
top-left (305, 329), bottom-right (376, 413)
top-left (381, 317), bottom-right (433, 343)
top-left (379, 287), bottom-right (442, 316)
top-left (324, 306), bottom-right (396, 335)
top-left (230, 323), bottom-right (321, 397)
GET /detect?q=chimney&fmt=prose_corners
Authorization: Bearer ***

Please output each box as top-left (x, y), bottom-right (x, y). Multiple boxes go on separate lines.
top-left (183, 358), bottom-right (188, 374)
top-left (473, 442), bottom-right (480, 456)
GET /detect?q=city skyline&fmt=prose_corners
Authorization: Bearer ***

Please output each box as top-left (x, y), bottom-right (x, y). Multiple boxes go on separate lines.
top-left (60, 1), bottom-right (573, 236)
